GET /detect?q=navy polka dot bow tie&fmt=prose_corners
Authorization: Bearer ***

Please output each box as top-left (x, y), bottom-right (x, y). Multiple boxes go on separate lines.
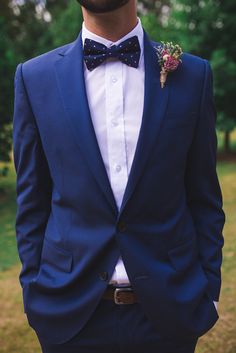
top-left (83, 35), bottom-right (141, 71)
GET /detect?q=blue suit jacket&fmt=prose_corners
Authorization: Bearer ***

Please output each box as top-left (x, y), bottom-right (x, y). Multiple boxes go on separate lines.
top-left (12, 30), bottom-right (225, 344)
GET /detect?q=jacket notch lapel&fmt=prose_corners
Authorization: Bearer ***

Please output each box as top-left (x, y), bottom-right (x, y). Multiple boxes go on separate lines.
top-left (119, 31), bottom-right (170, 215)
top-left (54, 32), bottom-right (119, 216)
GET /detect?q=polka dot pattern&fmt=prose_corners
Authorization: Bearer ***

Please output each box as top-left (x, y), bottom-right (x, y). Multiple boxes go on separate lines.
top-left (83, 36), bottom-right (141, 71)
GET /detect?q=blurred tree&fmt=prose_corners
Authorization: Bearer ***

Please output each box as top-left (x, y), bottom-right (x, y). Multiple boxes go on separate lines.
top-left (0, 0), bottom-right (234, 173)
top-left (211, 49), bottom-right (236, 152)
top-left (0, 11), bottom-right (17, 177)
top-left (9, 0), bottom-right (82, 54)
top-left (0, 1), bottom-right (47, 178)
top-left (48, 0), bottom-right (83, 48)
top-left (169, 0), bottom-right (236, 151)
top-left (0, 0), bottom-right (82, 178)
top-left (8, 0), bottom-right (70, 59)
top-left (138, 0), bottom-right (173, 41)
top-left (140, 0), bottom-right (236, 151)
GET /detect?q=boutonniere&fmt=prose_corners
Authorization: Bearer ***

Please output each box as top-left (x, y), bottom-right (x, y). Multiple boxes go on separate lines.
top-left (155, 41), bottom-right (183, 88)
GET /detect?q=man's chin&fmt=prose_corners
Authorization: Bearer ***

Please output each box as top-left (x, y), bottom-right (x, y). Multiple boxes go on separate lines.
top-left (77, 0), bottom-right (130, 14)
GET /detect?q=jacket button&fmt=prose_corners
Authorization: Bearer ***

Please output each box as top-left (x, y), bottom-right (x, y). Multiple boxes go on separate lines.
top-left (117, 220), bottom-right (126, 232)
top-left (99, 271), bottom-right (108, 281)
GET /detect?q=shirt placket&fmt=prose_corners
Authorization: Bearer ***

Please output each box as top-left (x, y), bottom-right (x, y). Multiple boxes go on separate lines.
top-left (105, 60), bottom-right (128, 211)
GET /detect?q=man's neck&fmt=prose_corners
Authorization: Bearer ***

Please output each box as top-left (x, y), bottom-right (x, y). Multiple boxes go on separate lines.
top-left (81, 1), bottom-right (138, 42)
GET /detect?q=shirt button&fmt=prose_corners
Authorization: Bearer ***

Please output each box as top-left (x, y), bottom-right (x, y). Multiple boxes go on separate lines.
top-left (115, 164), bottom-right (121, 172)
top-left (117, 220), bottom-right (126, 232)
top-left (111, 76), bottom-right (117, 83)
top-left (111, 119), bottom-right (119, 126)
top-left (99, 271), bottom-right (109, 281)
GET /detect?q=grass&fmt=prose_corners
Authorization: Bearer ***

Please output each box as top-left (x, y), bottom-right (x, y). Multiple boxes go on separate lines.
top-left (0, 266), bottom-right (41, 353)
top-left (0, 160), bottom-right (18, 271)
top-left (0, 146), bottom-right (236, 352)
top-left (195, 157), bottom-right (236, 353)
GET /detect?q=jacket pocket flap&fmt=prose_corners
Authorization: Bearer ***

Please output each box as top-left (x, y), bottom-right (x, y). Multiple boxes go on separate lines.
top-left (41, 238), bottom-right (73, 273)
top-left (168, 238), bottom-right (197, 272)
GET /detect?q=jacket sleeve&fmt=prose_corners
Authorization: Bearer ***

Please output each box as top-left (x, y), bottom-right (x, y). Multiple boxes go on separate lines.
top-left (184, 59), bottom-right (226, 301)
top-left (12, 63), bottom-right (52, 288)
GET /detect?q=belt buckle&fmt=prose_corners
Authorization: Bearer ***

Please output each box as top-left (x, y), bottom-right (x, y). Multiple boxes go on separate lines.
top-left (114, 287), bottom-right (132, 305)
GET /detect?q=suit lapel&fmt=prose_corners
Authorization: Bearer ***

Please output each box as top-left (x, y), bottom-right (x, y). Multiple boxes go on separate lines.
top-left (54, 32), bottom-right (119, 216)
top-left (119, 31), bottom-right (170, 215)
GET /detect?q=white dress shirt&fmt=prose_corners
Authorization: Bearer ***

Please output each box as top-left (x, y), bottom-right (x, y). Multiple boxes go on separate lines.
top-left (81, 18), bottom-right (145, 285)
top-left (81, 20), bottom-right (220, 309)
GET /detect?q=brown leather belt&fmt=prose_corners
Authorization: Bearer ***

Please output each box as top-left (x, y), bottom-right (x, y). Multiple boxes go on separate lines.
top-left (102, 285), bottom-right (139, 305)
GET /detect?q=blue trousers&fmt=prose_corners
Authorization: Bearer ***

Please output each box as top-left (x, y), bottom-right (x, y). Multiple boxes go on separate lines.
top-left (38, 299), bottom-right (198, 353)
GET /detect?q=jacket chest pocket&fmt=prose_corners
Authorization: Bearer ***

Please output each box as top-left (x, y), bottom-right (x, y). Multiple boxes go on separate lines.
top-left (162, 112), bottom-right (197, 130)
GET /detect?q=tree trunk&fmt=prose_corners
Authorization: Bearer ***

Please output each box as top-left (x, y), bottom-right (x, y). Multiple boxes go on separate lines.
top-left (224, 130), bottom-right (230, 153)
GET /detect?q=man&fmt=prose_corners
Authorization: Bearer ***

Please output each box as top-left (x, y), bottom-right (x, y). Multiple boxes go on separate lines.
top-left (12, 0), bottom-right (225, 352)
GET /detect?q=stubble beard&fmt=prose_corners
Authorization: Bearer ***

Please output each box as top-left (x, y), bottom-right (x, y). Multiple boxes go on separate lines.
top-left (77, 0), bottom-right (130, 14)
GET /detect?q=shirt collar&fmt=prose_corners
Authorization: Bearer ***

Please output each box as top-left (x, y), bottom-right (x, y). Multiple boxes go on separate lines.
top-left (81, 17), bottom-right (144, 56)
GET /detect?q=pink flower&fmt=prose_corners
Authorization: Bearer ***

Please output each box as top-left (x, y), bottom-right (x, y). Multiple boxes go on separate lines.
top-left (163, 55), bottom-right (180, 72)
top-left (162, 49), bottom-right (170, 57)
top-left (155, 42), bottom-right (183, 88)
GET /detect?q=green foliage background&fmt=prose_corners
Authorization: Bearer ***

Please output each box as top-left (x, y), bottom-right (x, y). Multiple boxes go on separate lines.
top-left (0, 2), bottom-right (235, 352)
top-left (1, 1), bottom-right (236, 165)
top-left (1, 0), bottom-right (236, 172)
